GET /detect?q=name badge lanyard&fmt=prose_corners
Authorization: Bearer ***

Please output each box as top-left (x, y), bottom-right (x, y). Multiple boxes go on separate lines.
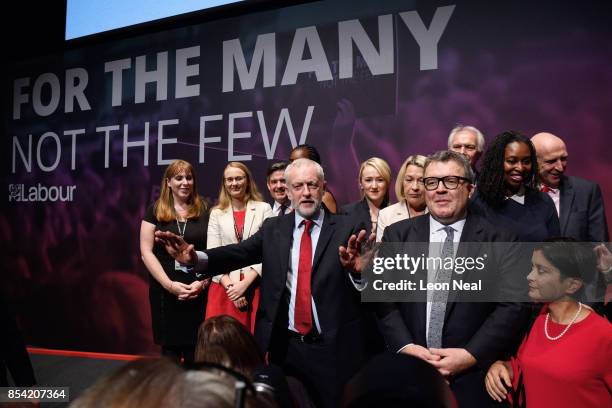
top-left (232, 209), bottom-right (244, 243)
top-left (174, 217), bottom-right (189, 272)
top-left (176, 217), bottom-right (188, 237)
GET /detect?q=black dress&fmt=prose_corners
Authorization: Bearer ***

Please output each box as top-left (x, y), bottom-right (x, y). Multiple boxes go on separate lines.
top-left (143, 205), bottom-right (209, 347)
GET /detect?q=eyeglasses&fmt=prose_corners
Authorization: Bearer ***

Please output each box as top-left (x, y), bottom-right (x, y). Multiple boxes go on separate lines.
top-left (225, 176), bottom-right (246, 183)
top-left (421, 176), bottom-right (471, 191)
top-left (183, 362), bottom-right (258, 408)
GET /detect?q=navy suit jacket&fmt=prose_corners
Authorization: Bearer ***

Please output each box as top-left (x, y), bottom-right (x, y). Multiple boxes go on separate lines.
top-left (559, 175), bottom-right (609, 242)
top-left (377, 212), bottom-right (529, 407)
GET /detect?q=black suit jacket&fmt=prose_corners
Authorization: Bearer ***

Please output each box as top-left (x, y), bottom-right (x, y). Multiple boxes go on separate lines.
top-left (341, 199), bottom-right (374, 236)
top-left (206, 211), bottom-right (366, 367)
top-left (341, 198), bottom-right (389, 237)
top-left (378, 213), bottom-right (529, 407)
top-left (559, 175), bottom-right (609, 242)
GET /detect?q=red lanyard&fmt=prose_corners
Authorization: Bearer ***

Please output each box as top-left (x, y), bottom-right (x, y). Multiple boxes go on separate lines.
top-left (232, 207), bottom-right (244, 243)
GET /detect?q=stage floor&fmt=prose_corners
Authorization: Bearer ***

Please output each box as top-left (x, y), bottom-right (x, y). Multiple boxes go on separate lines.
top-left (5, 348), bottom-right (140, 407)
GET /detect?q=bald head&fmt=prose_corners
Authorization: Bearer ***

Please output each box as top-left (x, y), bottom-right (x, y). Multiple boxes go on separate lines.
top-left (531, 132), bottom-right (568, 188)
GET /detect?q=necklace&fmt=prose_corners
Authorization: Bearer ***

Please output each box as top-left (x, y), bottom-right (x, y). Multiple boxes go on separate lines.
top-left (175, 208), bottom-right (188, 237)
top-left (544, 302), bottom-right (582, 341)
top-left (176, 217), bottom-right (188, 237)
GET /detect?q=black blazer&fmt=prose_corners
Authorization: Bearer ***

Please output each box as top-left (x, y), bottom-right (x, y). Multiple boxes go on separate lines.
top-left (205, 211), bottom-right (366, 368)
top-left (559, 175), bottom-right (609, 242)
top-left (341, 198), bottom-right (388, 236)
top-left (378, 212), bottom-right (529, 407)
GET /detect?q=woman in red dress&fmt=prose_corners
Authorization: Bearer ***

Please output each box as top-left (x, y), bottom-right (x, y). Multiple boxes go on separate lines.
top-left (485, 238), bottom-right (611, 408)
top-left (205, 162), bottom-right (272, 333)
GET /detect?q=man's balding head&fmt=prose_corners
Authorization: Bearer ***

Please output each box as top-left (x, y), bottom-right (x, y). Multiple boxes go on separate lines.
top-left (531, 132), bottom-right (568, 188)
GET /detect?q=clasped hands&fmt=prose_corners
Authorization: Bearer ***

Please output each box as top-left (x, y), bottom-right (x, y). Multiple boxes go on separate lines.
top-left (401, 344), bottom-right (477, 379)
top-left (169, 279), bottom-right (209, 300)
top-left (155, 230), bottom-right (207, 300)
top-left (222, 276), bottom-right (249, 309)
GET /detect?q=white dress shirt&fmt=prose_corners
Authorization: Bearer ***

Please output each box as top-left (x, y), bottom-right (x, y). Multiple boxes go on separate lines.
top-left (271, 200), bottom-right (292, 217)
top-left (287, 209), bottom-right (324, 333)
top-left (425, 216), bottom-right (466, 342)
top-left (543, 187), bottom-right (560, 215)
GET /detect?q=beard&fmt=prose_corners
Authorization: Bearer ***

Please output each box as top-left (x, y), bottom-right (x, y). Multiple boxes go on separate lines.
top-left (294, 199), bottom-right (321, 219)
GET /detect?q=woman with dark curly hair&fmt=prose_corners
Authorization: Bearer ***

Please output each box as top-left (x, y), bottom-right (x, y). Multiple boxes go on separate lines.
top-left (471, 131), bottom-right (560, 242)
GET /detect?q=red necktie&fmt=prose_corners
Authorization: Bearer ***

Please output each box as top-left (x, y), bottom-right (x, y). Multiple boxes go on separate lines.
top-left (540, 185), bottom-right (551, 193)
top-left (295, 219), bottom-right (313, 335)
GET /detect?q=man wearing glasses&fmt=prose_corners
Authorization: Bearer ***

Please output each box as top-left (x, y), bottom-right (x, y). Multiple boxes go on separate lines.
top-left (156, 158), bottom-right (367, 408)
top-left (345, 151), bottom-right (527, 407)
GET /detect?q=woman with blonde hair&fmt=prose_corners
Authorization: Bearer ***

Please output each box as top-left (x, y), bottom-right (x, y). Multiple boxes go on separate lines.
top-left (205, 162), bottom-right (272, 333)
top-left (376, 155), bottom-right (428, 241)
top-left (341, 157), bottom-right (392, 237)
top-left (341, 157), bottom-right (391, 357)
top-left (140, 160), bottom-right (209, 363)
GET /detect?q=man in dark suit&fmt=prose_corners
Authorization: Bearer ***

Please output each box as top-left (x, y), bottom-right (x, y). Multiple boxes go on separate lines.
top-left (266, 161), bottom-right (292, 217)
top-left (156, 158), bottom-right (366, 408)
top-left (531, 132), bottom-right (609, 242)
top-left (345, 151), bottom-right (528, 407)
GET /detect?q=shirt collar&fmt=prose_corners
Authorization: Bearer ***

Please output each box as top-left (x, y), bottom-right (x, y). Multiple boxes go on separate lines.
top-left (506, 185), bottom-right (526, 205)
top-left (539, 183), bottom-right (560, 194)
top-left (294, 207), bottom-right (324, 229)
top-left (273, 200), bottom-right (291, 213)
top-left (429, 214), bottom-right (467, 234)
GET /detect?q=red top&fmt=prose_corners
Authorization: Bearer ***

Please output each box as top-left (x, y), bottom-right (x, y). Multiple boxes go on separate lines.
top-left (233, 209), bottom-right (246, 241)
top-left (512, 306), bottom-right (612, 408)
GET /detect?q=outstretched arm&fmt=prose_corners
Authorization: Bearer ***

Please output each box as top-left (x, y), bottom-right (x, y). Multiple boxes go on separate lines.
top-left (154, 229), bottom-right (198, 265)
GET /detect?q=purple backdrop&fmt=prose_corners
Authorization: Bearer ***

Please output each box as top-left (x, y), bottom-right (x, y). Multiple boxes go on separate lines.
top-left (3, 0), bottom-right (611, 353)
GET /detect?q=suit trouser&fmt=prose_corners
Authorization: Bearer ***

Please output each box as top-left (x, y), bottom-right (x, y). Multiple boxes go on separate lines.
top-left (274, 335), bottom-right (341, 408)
top-left (451, 368), bottom-right (509, 408)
